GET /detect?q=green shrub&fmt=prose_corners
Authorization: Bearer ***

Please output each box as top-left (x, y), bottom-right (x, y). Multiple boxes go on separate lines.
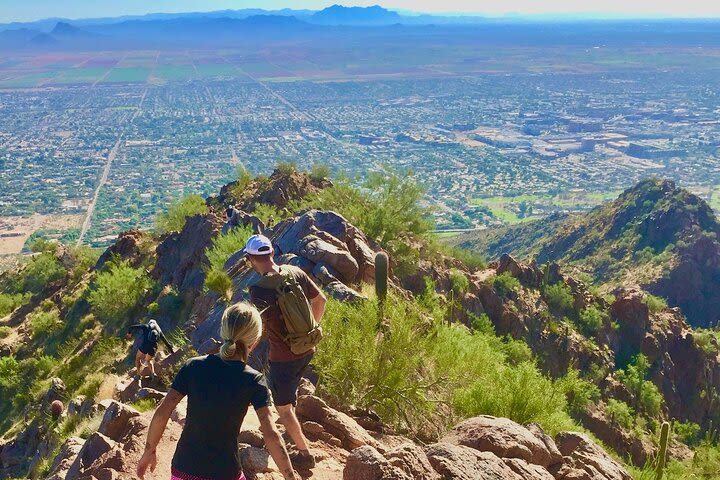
top-left (314, 292), bottom-right (578, 438)
top-left (544, 282), bottom-right (574, 313)
top-left (29, 310), bottom-right (63, 339)
top-left (21, 253), bottom-right (66, 293)
top-left (0, 326), bottom-right (11, 338)
top-left (437, 245), bottom-right (486, 270)
top-left (605, 399), bottom-right (634, 429)
top-left (617, 354), bottom-right (663, 418)
top-left (0, 293), bottom-right (30, 317)
top-left (310, 163), bottom-right (331, 182)
top-left (693, 329), bottom-right (720, 354)
top-left (155, 194), bottom-right (208, 234)
top-left (577, 305), bottom-right (606, 336)
top-left (88, 261), bottom-right (151, 324)
top-left (130, 398), bottom-right (158, 412)
top-left (0, 355), bottom-right (21, 391)
top-left (449, 268), bottom-right (470, 293)
top-left (674, 421), bottom-right (701, 446)
top-left (454, 362), bottom-right (576, 436)
top-left (276, 161), bottom-right (297, 175)
top-left (252, 203), bottom-right (285, 226)
top-left (559, 369), bottom-right (601, 415)
top-left (204, 225), bottom-right (253, 299)
top-left (493, 272), bottom-right (521, 298)
top-left (469, 313), bottom-right (494, 335)
top-left (643, 294), bottom-right (667, 313)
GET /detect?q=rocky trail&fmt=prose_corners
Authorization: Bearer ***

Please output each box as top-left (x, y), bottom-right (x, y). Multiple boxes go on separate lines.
top-left (39, 364), bottom-right (635, 480)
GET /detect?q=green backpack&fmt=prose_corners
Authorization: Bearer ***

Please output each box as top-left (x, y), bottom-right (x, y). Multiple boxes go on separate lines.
top-left (256, 266), bottom-right (322, 355)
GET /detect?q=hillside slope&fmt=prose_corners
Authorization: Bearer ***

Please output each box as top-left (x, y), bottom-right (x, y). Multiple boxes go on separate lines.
top-left (453, 179), bottom-right (720, 327)
top-left (2, 170), bottom-right (718, 479)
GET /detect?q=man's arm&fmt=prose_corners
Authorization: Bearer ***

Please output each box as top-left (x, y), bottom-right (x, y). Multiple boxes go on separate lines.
top-left (310, 292), bottom-right (326, 324)
top-left (257, 406), bottom-right (300, 480)
top-left (136, 389), bottom-right (185, 479)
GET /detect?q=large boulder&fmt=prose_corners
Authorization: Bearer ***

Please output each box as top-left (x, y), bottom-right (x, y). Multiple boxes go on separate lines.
top-left (98, 401), bottom-right (141, 442)
top-left (153, 212), bottom-right (225, 293)
top-left (296, 394), bottom-right (382, 451)
top-left (425, 443), bottom-right (523, 480)
top-left (343, 445), bottom-right (412, 480)
top-left (386, 443), bottom-right (440, 480)
top-left (94, 230), bottom-right (150, 270)
top-left (271, 210), bottom-right (377, 284)
top-left (441, 416), bottom-right (562, 468)
top-left (45, 437), bottom-right (85, 480)
top-left (555, 432), bottom-right (633, 480)
top-left (65, 432), bottom-right (117, 480)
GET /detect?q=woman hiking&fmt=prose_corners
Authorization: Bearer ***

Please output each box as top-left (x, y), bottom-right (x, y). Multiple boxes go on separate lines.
top-left (136, 303), bottom-right (301, 480)
top-left (127, 319), bottom-right (175, 387)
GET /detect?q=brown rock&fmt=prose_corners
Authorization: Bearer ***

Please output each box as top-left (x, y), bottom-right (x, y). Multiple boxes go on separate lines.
top-left (425, 443), bottom-right (523, 480)
top-left (386, 443), bottom-right (440, 480)
top-left (302, 421), bottom-right (325, 437)
top-left (98, 401), bottom-right (141, 442)
top-left (556, 432), bottom-right (633, 480)
top-left (239, 445), bottom-right (275, 474)
top-left (46, 437), bottom-right (84, 480)
top-left (94, 230), bottom-right (150, 270)
top-left (296, 395), bottom-right (382, 451)
top-left (238, 428), bottom-right (265, 448)
top-left (343, 445), bottom-right (412, 480)
top-left (442, 415), bottom-right (558, 467)
top-left (136, 388), bottom-right (165, 402)
top-left (503, 458), bottom-right (555, 479)
top-left (65, 432), bottom-right (117, 480)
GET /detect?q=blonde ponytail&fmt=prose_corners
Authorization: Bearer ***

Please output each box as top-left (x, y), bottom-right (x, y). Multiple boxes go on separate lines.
top-left (219, 303), bottom-right (262, 360)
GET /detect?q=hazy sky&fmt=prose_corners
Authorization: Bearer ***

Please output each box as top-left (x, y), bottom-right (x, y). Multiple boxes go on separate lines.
top-left (3, 0), bottom-right (720, 23)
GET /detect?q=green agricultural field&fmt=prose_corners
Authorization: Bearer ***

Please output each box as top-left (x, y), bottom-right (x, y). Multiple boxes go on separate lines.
top-left (0, 71), bottom-right (60, 88)
top-left (194, 63), bottom-right (238, 78)
top-left (53, 67), bottom-right (109, 84)
top-left (154, 65), bottom-right (196, 81)
top-left (104, 67), bottom-right (150, 83)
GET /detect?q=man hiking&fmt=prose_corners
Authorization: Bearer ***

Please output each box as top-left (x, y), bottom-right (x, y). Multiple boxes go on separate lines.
top-left (127, 319), bottom-right (175, 386)
top-left (245, 234), bottom-right (326, 470)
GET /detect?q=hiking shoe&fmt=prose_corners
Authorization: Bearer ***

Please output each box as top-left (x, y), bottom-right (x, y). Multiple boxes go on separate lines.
top-left (289, 450), bottom-right (316, 469)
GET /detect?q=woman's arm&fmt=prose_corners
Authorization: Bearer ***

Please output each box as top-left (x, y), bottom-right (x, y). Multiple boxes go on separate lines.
top-left (256, 406), bottom-right (300, 480)
top-left (136, 388), bottom-right (185, 479)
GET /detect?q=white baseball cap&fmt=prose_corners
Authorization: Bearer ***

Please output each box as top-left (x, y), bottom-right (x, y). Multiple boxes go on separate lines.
top-left (242, 234), bottom-right (273, 256)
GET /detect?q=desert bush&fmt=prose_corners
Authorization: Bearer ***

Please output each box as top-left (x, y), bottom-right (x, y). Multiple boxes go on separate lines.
top-left (605, 399), bottom-right (634, 429)
top-left (642, 294), bottom-right (667, 313)
top-left (130, 398), bottom-right (158, 412)
top-left (204, 225), bottom-right (253, 299)
top-left (314, 291), bottom-right (578, 438)
top-left (155, 194), bottom-right (208, 234)
top-left (21, 253), bottom-right (66, 293)
top-left (449, 268), bottom-right (470, 293)
top-left (617, 354), bottom-right (663, 419)
top-left (674, 421), bottom-right (701, 446)
top-left (310, 163), bottom-right (331, 182)
top-left (493, 272), bottom-right (521, 298)
top-left (560, 369), bottom-right (601, 415)
top-left (544, 282), bottom-right (574, 313)
top-left (29, 310), bottom-right (63, 339)
top-left (88, 260), bottom-right (151, 324)
top-left (577, 305), bottom-right (607, 336)
top-left (0, 326), bottom-right (11, 338)
top-left (0, 293), bottom-right (30, 317)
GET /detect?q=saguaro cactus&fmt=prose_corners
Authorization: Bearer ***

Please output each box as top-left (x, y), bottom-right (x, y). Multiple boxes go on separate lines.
top-left (655, 421), bottom-right (670, 480)
top-left (375, 252), bottom-right (389, 328)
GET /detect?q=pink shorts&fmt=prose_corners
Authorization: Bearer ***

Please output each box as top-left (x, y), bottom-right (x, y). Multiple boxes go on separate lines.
top-left (171, 469), bottom-right (246, 480)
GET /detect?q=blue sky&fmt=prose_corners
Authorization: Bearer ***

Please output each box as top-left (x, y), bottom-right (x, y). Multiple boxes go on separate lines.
top-left (3, 0), bottom-right (720, 23)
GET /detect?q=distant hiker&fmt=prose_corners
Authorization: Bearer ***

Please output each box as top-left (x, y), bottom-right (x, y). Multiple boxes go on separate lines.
top-left (245, 234), bottom-right (326, 469)
top-left (222, 206), bottom-right (241, 235)
top-left (136, 303), bottom-right (300, 480)
top-left (126, 319), bottom-right (175, 385)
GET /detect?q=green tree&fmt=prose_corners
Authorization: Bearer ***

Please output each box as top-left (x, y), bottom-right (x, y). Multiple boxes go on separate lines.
top-left (544, 282), bottom-right (574, 313)
top-left (155, 194), bottom-right (208, 234)
top-left (606, 399), bottom-right (634, 429)
top-left (493, 272), bottom-right (521, 298)
top-left (88, 260), bottom-right (151, 324)
top-left (617, 354), bottom-right (663, 418)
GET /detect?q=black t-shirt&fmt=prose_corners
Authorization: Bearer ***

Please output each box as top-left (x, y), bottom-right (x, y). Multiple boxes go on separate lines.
top-left (170, 355), bottom-right (272, 479)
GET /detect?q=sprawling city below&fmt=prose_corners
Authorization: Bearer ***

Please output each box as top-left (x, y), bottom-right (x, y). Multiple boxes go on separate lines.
top-left (1, 15), bottom-right (720, 249)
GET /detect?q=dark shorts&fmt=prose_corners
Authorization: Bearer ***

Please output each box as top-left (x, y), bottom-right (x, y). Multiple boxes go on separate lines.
top-left (268, 353), bottom-right (313, 406)
top-left (139, 341), bottom-right (157, 356)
